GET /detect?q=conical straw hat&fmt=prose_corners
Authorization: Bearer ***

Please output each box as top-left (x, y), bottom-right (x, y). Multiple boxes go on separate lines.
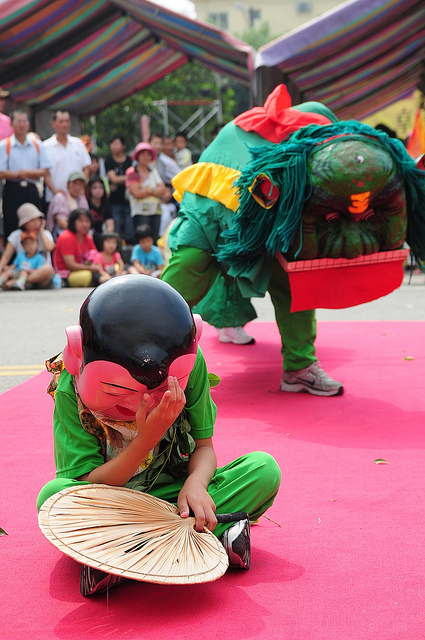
top-left (39, 484), bottom-right (229, 584)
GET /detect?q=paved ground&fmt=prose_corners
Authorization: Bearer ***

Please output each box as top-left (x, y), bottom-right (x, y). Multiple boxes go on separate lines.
top-left (0, 271), bottom-right (424, 394)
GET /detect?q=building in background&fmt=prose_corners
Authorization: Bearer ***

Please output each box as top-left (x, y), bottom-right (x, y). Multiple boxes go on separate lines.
top-left (193, 0), bottom-right (345, 36)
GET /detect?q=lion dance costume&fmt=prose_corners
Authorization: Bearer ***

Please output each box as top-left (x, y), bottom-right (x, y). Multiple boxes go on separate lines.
top-left (162, 85), bottom-right (425, 390)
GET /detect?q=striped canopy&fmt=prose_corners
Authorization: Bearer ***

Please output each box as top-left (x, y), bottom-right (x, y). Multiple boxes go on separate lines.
top-left (255, 0), bottom-right (425, 120)
top-left (0, 0), bottom-right (253, 116)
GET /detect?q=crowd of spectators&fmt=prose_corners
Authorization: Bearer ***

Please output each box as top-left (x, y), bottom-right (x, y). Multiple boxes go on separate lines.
top-left (0, 94), bottom-right (189, 291)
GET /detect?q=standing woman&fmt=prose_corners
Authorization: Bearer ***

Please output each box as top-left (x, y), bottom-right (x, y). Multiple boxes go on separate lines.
top-left (86, 176), bottom-right (114, 249)
top-left (125, 142), bottom-right (165, 243)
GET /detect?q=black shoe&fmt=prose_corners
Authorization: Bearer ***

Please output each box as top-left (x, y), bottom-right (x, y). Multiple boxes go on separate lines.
top-left (80, 564), bottom-right (126, 596)
top-left (220, 519), bottom-right (251, 569)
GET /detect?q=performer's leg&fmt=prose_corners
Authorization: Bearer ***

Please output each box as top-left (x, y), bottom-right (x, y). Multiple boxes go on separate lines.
top-left (267, 257), bottom-right (317, 372)
top-left (36, 478), bottom-right (90, 510)
top-left (150, 451), bottom-right (281, 539)
top-left (193, 271), bottom-right (257, 329)
top-left (38, 455), bottom-right (280, 585)
top-left (37, 452), bottom-right (281, 533)
top-left (268, 258), bottom-right (344, 395)
top-left (207, 451), bottom-right (281, 537)
top-left (161, 246), bottom-right (221, 307)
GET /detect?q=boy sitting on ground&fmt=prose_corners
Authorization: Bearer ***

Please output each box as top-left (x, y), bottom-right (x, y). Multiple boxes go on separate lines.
top-left (37, 275), bottom-right (281, 595)
top-left (0, 230), bottom-right (45, 290)
top-left (128, 224), bottom-right (164, 278)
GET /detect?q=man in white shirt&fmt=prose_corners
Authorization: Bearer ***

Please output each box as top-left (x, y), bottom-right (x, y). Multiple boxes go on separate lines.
top-left (43, 110), bottom-right (91, 205)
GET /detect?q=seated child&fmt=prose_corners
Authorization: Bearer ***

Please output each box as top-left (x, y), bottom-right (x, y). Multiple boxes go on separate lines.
top-left (0, 230), bottom-right (45, 290)
top-left (37, 275), bottom-right (281, 595)
top-left (128, 224), bottom-right (164, 277)
top-left (92, 231), bottom-right (126, 282)
top-left (159, 183), bottom-right (178, 238)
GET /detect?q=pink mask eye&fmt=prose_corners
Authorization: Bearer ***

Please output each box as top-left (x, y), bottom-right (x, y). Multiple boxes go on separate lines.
top-left (73, 352), bottom-right (198, 421)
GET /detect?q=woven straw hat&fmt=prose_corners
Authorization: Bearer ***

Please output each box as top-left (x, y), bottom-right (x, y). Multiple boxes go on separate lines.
top-left (39, 485), bottom-right (229, 584)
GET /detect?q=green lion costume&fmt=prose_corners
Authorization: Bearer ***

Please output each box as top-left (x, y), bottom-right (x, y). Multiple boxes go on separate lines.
top-left (162, 85), bottom-right (425, 391)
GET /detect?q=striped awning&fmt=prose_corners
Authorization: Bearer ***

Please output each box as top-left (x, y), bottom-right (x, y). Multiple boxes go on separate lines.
top-left (0, 0), bottom-right (253, 116)
top-left (255, 0), bottom-right (425, 120)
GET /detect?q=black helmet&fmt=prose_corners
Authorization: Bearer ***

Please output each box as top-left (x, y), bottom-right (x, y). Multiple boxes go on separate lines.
top-left (79, 274), bottom-right (196, 389)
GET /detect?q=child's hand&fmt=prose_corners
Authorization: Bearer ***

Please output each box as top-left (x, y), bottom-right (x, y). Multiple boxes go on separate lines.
top-left (135, 376), bottom-right (186, 444)
top-left (178, 476), bottom-right (217, 532)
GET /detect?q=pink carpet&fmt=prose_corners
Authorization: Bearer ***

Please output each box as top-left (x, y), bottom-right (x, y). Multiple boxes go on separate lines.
top-left (2, 321), bottom-right (425, 640)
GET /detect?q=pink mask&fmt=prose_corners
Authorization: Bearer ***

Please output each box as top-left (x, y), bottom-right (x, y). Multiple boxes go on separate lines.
top-left (63, 315), bottom-right (203, 421)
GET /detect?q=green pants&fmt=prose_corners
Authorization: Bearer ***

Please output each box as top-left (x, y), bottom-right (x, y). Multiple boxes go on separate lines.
top-left (162, 246), bottom-right (317, 371)
top-left (37, 451), bottom-right (281, 538)
top-left (193, 271), bottom-right (257, 329)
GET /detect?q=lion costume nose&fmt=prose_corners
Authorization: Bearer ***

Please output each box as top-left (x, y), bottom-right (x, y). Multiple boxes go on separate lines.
top-left (348, 191), bottom-right (372, 222)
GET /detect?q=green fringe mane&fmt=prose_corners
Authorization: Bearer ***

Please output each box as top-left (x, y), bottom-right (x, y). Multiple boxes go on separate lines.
top-left (218, 120), bottom-right (425, 273)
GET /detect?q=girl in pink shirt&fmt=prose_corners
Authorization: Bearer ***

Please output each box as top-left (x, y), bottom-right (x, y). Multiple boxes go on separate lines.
top-left (94, 232), bottom-right (126, 279)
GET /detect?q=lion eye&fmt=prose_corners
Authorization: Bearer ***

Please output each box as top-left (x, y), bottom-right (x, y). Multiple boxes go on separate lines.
top-left (248, 173), bottom-right (280, 209)
top-left (355, 154), bottom-right (365, 164)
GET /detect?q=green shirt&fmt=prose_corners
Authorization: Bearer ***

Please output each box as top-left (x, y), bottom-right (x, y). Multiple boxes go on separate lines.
top-left (52, 347), bottom-right (216, 486)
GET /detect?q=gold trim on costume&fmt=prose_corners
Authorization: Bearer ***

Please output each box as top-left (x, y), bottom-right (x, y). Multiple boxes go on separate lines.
top-left (172, 162), bottom-right (241, 212)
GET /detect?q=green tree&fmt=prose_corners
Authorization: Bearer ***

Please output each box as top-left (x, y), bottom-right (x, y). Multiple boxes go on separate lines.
top-left (83, 61), bottom-right (237, 157)
top-left (228, 21), bottom-right (281, 114)
top-left (235, 21), bottom-right (278, 51)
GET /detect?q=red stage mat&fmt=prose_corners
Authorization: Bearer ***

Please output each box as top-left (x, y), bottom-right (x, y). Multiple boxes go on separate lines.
top-left (2, 321), bottom-right (425, 640)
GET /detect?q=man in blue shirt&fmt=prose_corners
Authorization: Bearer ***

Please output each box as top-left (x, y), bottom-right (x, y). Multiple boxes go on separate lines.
top-left (0, 110), bottom-right (52, 238)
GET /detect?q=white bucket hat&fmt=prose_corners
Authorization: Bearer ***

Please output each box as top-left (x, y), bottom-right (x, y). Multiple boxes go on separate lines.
top-left (17, 203), bottom-right (44, 228)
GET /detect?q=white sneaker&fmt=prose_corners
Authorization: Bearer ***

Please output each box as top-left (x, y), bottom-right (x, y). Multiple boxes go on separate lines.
top-left (218, 327), bottom-right (255, 345)
top-left (280, 362), bottom-right (344, 397)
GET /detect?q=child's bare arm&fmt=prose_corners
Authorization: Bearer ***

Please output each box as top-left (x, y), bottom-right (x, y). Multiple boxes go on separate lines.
top-left (132, 259), bottom-right (152, 275)
top-left (177, 437), bottom-right (218, 532)
top-left (116, 256), bottom-right (126, 275)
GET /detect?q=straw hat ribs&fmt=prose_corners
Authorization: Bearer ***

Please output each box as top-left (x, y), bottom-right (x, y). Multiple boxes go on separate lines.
top-left (39, 485), bottom-right (229, 585)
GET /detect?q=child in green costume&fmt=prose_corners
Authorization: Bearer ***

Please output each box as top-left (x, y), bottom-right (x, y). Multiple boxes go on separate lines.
top-left (37, 274), bottom-right (281, 595)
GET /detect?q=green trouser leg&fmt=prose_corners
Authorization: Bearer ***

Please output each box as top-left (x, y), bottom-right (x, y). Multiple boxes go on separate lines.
top-left (37, 477), bottom-right (91, 511)
top-left (161, 246), bottom-right (221, 307)
top-left (36, 452), bottom-right (281, 539)
top-left (163, 247), bottom-right (257, 327)
top-left (163, 247), bottom-right (317, 372)
top-left (151, 451), bottom-right (281, 538)
top-left (193, 272), bottom-right (257, 328)
top-left (267, 257), bottom-right (317, 372)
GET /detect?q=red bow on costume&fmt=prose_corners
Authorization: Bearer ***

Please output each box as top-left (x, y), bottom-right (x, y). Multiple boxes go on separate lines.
top-left (234, 84), bottom-right (333, 144)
